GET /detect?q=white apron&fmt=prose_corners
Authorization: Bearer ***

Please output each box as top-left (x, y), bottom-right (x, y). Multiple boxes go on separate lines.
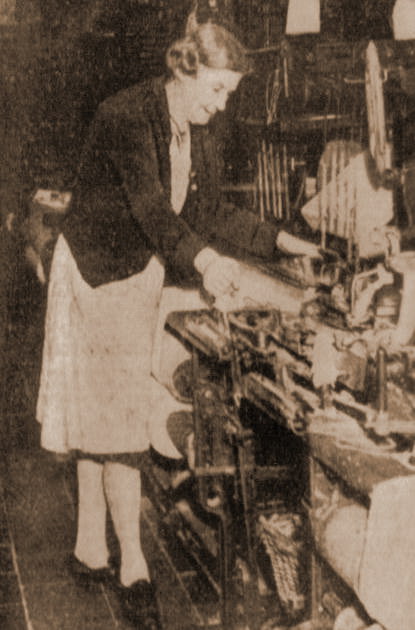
top-left (37, 113), bottom-right (206, 456)
top-left (37, 236), bottom-right (165, 454)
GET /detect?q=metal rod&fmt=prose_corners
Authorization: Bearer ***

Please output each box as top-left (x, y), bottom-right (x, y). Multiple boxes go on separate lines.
top-left (377, 347), bottom-right (388, 413)
top-left (275, 149), bottom-right (282, 219)
top-left (329, 146), bottom-right (336, 235)
top-left (282, 143), bottom-right (290, 220)
top-left (262, 139), bottom-right (271, 217)
top-left (345, 156), bottom-right (353, 262)
top-left (338, 145), bottom-right (346, 237)
top-left (257, 150), bottom-right (265, 222)
top-left (334, 141), bottom-right (342, 236)
top-left (283, 56), bottom-right (289, 98)
top-left (320, 161), bottom-right (327, 250)
top-left (268, 142), bottom-right (278, 218)
top-left (351, 177), bottom-right (358, 268)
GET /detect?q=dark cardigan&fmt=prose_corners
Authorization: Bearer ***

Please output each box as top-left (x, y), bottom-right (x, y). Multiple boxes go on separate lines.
top-left (63, 76), bottom-right (279, 288)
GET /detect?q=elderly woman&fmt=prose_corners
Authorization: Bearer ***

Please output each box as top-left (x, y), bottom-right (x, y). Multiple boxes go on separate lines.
top-left (37, 21), bottom-right (318, 628)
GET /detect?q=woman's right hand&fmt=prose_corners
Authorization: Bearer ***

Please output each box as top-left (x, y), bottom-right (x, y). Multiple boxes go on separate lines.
top-left (194, 247), bottom-right (240, 299)
top-left (203, 255), bottom-right (240, 298)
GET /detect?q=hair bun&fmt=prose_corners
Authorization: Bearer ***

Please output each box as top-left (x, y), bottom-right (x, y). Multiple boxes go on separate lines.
top-left (185, 9), bottom-right (200, 36)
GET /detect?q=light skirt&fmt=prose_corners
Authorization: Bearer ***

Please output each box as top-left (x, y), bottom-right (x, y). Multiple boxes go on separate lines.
top-left (37, 235), bottom-right (165, 455)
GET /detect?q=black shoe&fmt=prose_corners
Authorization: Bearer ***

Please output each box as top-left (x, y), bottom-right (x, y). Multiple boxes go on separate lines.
top-left (66, 554), bottom-right (116, 587)
top-left (117, 579), bottom-right (161, 629)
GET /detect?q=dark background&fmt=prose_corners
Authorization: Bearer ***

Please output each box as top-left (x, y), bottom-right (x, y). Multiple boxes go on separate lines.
top-left (0, 0), bottom-right (396, 209)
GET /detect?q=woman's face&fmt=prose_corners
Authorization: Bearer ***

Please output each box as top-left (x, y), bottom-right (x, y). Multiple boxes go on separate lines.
top-left (180, 65), bottom-right (243, 125)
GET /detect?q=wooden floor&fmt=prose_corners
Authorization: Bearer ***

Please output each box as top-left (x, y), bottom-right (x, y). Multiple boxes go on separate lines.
top-left (0, 440), bottom-right (208, 630)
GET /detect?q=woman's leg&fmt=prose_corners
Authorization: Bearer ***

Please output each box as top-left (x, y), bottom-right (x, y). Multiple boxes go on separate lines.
top-left (74, 458), bottom-right (110, 568)
top-left (103, 461), bottom-right (149, 586)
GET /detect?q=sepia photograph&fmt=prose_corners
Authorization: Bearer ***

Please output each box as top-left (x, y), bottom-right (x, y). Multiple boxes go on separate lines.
top-left (0, 1), bottom-right (414, 628)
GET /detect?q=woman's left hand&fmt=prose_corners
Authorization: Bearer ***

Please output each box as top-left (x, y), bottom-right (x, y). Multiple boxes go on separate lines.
top-left (276, 231), bottom-right (321, 257)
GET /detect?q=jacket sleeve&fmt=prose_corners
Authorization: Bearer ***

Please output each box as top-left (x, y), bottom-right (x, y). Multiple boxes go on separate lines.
top-left (210, 201), bottom-right (281, 258)
top-left (184, 126), bottom-right (281, 260)
top-left (92, 105), bottom-right (205, 276)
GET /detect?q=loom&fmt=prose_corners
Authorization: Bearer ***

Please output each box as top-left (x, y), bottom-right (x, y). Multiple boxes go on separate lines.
top-left (256, 37), bottom-right (415, 341)
top-left (146, 37), bottom-right (415, 630)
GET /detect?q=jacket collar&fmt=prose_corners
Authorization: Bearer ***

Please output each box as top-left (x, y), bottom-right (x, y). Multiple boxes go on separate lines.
top-left (143, 75), bottom-right (172, 147)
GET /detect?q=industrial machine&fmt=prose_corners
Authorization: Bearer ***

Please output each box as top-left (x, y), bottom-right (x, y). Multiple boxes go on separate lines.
top-left (145, 35), bottom-right (415, 630)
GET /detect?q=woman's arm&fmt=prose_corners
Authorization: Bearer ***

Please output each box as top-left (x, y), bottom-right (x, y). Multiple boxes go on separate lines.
top-left (90, 105), bottom-right (240, 297)
top-left (203, 201), bottom-right (320, 259)
top-left (209, 201), bottom-right (280, 258)
top-left (185, 127), bottom-right (320, 260)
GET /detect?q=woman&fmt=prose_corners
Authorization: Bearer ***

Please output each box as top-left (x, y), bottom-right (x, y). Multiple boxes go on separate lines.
top-left (37, 21), bottom-right (318, 629)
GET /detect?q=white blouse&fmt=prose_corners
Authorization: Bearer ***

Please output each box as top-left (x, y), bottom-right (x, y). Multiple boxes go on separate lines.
top-left (169, 117), bottom-right (191, 215)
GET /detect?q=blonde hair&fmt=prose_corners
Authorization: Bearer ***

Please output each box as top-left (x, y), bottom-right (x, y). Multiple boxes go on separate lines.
top-left (166, 22), bottom-right (252, 77)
